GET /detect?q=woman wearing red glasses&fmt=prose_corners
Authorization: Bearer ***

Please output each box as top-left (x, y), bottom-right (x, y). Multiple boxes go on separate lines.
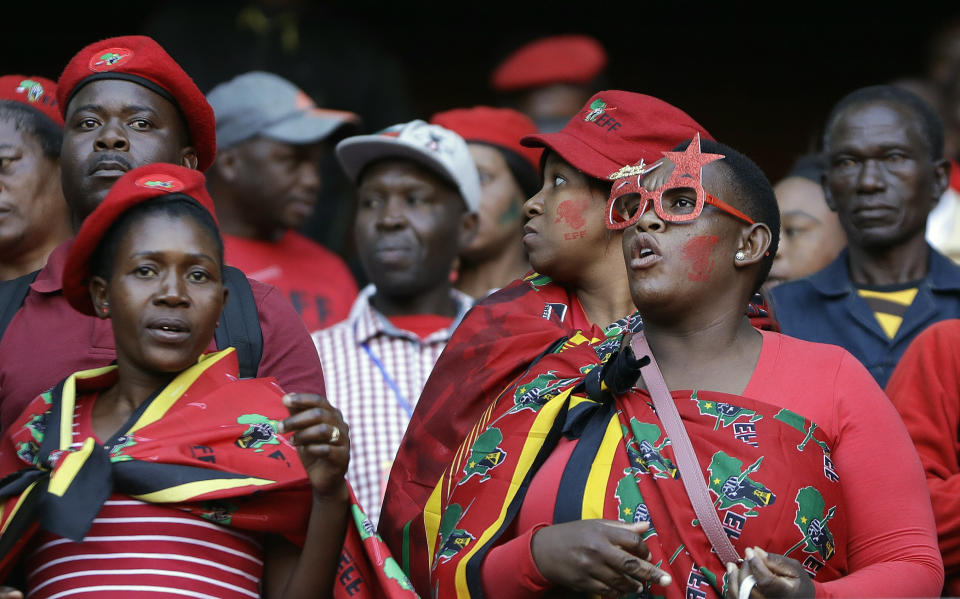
top-left (379, 92), bottom-right (713, 580)
top-left (422, 136), bottom-right (941, 598)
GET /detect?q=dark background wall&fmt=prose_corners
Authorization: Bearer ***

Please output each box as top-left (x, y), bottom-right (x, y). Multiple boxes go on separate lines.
top-left (4, 1), bottom-right (958, 262)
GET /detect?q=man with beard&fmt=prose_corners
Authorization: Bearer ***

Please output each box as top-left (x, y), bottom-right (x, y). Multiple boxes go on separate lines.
top-left (769, 85), bottom-right (960, 388)
top-left (0, 36), bottom-right (324, 431)
top-left (206, 71), bottom-right (360, 331)
top-left (312, 120), bottom-right (478, 525)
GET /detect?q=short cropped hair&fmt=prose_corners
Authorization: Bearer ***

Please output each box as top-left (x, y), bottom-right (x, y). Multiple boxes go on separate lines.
top-left (0, 100), bottom-right (63, 158)
top-left (673, 138), bottom-right (780, 292)
top-left (823, 85), bottom-right (944, 160)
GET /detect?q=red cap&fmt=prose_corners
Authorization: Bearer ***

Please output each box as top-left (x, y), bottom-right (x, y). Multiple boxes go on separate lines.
top-left (491, 34), bottom-right (607, 92)
top-left (0, 75), bottom-right (64, 126)
top-left (430, 106), bottom-right (541, 172)
top-left (521, 90), bottom-right (713, 180)
top-left (57, 35), bottom-right (216, 171)
top-left (63, 163), bottom-right (217, 315)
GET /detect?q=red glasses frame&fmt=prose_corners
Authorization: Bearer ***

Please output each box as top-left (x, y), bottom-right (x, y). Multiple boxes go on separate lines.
top-left (606, 179), bottom-right (755, 229)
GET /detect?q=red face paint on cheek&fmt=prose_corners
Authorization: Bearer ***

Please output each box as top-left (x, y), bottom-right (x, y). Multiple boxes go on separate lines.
top-left (555, 199), bottom-right (591, 230)
top-left (683, 235), bottom-right (719, 281)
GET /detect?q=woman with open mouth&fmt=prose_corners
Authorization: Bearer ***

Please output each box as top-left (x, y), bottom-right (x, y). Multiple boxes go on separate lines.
top-left (0, 164), bottom-right (409, 598)
top-left (424, 135), bottom-right (942, 598)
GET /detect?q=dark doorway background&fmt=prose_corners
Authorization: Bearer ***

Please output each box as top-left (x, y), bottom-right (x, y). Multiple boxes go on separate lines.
top-left (4, 1), bottom-right (958, 267)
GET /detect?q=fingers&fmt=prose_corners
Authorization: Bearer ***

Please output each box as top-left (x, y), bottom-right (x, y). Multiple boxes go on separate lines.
top-left (744, 547), bottom-right (814, 598)
top-left (724, 563), bottom-right (741, 599)
top-left (603, 521), bottom-right (672, 587)
top-left (0, 588), bottom-right (23, 599)
top-left (279, 394), bottom-right (347, 443)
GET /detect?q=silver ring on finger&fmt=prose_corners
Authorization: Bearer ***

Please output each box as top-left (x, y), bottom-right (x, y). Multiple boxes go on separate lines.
top-left (329, 425), bottom-right (341, 444)
top-left (738, 574), bottom-right (757, 599)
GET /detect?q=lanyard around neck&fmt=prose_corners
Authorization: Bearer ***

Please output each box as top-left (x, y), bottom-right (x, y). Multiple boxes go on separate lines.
top-left (360, 340), bottom-right (414, 418)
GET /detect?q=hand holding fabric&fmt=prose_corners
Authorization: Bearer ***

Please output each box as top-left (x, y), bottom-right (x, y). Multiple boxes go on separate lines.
top-left (724, 547), bottom-right (814, 599)
top-left (280, 393), bottom-right (350, 500)
top-left (531, 520), bottom-right (671, 596)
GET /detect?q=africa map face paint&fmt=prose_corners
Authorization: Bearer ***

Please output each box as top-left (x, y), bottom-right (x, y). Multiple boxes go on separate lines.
top-left (683, 235), bottom-right (719, 281)
top-left (556, 198), bottom-right (590, 240)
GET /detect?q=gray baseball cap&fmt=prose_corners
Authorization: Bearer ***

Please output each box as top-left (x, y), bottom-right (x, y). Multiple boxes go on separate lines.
top-left (207, 71), bottom-right (361, 149)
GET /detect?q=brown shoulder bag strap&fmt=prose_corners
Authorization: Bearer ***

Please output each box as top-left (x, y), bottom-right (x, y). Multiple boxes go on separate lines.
top-left (630, 332), bottom-right (741, 565)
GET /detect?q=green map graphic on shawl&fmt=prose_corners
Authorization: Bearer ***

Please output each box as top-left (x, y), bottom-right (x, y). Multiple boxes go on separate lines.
top-left (15, 412), bottom-right (46, 463)
top-left (107, 434), bottom-right (137, 461)
top-left (352, 504), bottom-right (415, 591)
top-left (434, 502), bottom-right (475, 566)
top-left (623, 417), bottom-right (678, 479)
top-left (503, 371), bottom-right (579, 415)
top-left (785, 486), bottom-right (837, 561)
top-left (235, 413), bottom-right (281, 452)
top-left (707, 451), bottom-right (776, 514)
top-left (693, 391), bottom-right (761, 431)
top-left (774, 409), bottom-right (839, 482)
top-left (198, 500), bottom-right (239, 525)
top-left (459, 427), bottom-right (506, 484)
top-left (615, 471), bottom-right (655, 541)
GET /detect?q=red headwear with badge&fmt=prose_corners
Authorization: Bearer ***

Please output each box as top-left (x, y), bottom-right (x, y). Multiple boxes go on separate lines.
top-left (430, 106), bottom-right (542, 173)
top-left (0, 75), bottom-right (63, 126)
top-left (63, 163), bottom-right (217, 315)
top-left (521, 90), bottom-right (713, 180)
top-left (57, 35), bottom-right (216, 171)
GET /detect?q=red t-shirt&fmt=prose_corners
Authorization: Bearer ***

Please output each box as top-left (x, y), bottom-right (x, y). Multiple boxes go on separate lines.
top-left (386, 314), bottom-right (454, 340)
top-left (0, 240), bottom-right (325, 432)
top-left (482, 331), bottom-right (942, 598)
top-left (886, 318), bottom-right (960, 595)
top-left (224, 231), bottom-right (357, 332)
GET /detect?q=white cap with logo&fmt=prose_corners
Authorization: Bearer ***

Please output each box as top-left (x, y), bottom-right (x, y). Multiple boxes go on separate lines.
top-left (335, 120), bottom-right (481, 213)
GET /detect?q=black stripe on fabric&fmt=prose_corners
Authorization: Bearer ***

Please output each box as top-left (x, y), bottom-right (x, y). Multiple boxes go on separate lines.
top-left (113, 460), bottom-right (253, 496)
top-left (859, 296), bottom-right (910, 318)
top-left (44, 441), bottom-right (113, 541)
top-left (463, 389), bottom-right (573, 598)
top-left (0, 479), bottom-right (44, 561)
top-left (554, 402), bottom-right (615, 524)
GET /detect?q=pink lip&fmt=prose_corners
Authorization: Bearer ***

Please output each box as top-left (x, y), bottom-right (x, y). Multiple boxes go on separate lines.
top-left (146, 317), bottom-right (191, 343)
top-left (522, 224), bottom-right (538, 243)
top-left (628, 232), bottom-right (662, 270)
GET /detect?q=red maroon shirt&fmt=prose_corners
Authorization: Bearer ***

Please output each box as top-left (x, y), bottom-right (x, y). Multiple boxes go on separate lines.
top-left (0, 240), bottom-right (325, 431)
top-left (224, 231), bottom-right (358, 332)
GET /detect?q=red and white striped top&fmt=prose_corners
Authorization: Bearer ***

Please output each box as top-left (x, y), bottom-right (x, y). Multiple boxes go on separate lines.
top-left (23, 393), bottom-right (265, 598)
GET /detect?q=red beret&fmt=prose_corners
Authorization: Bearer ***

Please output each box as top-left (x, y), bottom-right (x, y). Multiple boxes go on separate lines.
top-left (430, 106), bottom-right (541, 172)
top-left (0, 75), bottom-right (63, 126)
top-left (491, 35), bottom-right (607, 93)
top-left (63, 163), bottom-right (218, 315)
top-left (521, 90), bottom-right (713, 180)
top-left (57, 35), bottom-right (216, 171)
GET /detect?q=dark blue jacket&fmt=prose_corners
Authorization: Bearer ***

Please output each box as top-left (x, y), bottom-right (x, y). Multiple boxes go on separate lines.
top-left (768, 246), bottom-right (960, 388)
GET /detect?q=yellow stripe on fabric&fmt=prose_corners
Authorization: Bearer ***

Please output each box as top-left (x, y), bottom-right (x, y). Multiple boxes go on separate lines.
top-left (423, 479), bottom-right (445, 568)
top-left (131, 476), bottom-right (274, 503)
top-left (58, 366), bottom-right (118, 449)
top-left (0, 480), bottom-right (40, 535)
top-left (569, 395), bottom-right (598, 410)
top-left (582, 412), bottom-right (622, 520)
top-left (857, 287), bottom-right (918, 306)
top-left (453, 387), bottom-right (573, 597)
top-left (48, 437), bottom-right (96, 496)
top-left (127, 349), bottom-right (235, 434)
top-left (875, 313), bottom-right (904, 339)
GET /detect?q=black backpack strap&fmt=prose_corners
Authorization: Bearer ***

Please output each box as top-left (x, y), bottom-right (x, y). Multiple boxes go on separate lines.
top-left (215, 266), bottom-right (264, 379)
top-left (0, 270), bottom-right (39, 342)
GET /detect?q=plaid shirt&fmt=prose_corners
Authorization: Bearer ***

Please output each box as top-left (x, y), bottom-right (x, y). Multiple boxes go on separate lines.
top-left (312, 285), bottom-right (473, 525)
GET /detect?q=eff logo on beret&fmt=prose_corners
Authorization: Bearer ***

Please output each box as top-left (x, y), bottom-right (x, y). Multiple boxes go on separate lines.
top-left (135, 174), bottom-right (185, 192)
top-left (88, 47), bottom-right (134, 72)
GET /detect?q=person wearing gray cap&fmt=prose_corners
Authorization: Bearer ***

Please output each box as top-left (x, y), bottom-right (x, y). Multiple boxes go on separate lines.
top-left (206, 71), bottom-right (360, 331)
top-left (312, 120), bottom-right (478, 525)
